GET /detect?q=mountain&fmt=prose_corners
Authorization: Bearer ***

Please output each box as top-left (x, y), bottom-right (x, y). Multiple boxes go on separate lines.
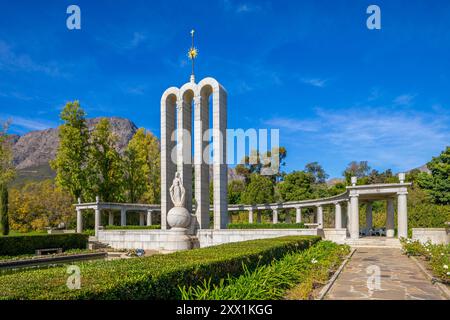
top-left (10, 117), bottom-right (243, 185)
top-left (12, 117), bottom-right (138, 170)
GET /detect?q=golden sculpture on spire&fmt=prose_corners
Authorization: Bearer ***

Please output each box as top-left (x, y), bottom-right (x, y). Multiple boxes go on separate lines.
top-left (188, 29), bottom-right (198, 82)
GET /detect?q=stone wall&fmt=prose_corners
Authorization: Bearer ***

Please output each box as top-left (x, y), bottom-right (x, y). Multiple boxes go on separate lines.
top-left (412, 228), bottom-right (449, 245)
top-left (323, 228), bottom-right (347, 244)
top-left (98, 228), bottom-right (319, 251)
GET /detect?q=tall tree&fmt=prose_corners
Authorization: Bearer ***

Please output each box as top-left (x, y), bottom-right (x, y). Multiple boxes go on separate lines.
top-left (305, 162), bottom-right (329, 184)
top-left (86, 118), bottom-right (123, 202)
top-left (417, 147), bottom-right (450, 205)
top-left (241, 174), bottom-right (275, 205)
top-left (276, 171), bottom-right (315, 201)
top-left (122, 128), bottom-right (160, 203)
top-left (51, 101), bottom-right (89, 201)
top-left (343, 161), bottom-right (371, 184)
top-left (0, 184), bottom-right (9, 235)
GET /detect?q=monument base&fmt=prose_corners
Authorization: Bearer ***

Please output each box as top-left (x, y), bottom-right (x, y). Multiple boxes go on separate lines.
top-left (164, 228), bottom-right (192, 252)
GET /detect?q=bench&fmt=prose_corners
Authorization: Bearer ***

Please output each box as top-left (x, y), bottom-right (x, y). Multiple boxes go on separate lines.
top-left (35, 248), bottom-right (63, 256)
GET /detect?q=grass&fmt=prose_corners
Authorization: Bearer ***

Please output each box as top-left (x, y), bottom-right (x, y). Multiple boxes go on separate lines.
top-left (180, 241), bottom-right (350, 300)
top-left (0, 236), bottom-right (320, 300)
top-left (2, 230), bottom-right (47, 237)
top-left (0, 249), bottom-right (100, 262)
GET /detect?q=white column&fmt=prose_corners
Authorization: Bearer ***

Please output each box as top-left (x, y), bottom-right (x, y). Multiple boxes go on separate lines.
top-left (366, 202), bottom-right (373, 230)
top-left (273, 208), bottom-right (278, 224)
top-left (386, 198), bottom-right (395, 238)
top-left (346, 200), bottom-right (351, 237)
top-left (121, 209), bottom-right (127, 226)
top-left (397, 191), bottom-right (408, 238)
top-left (213, 86), bottom-right (228, 229)
top-left (296, 207), bottom-right (302, 224)
top-left (350, 194), bottom-right (359, 239)
top-left (139, 212), bottom-right (145, 226)
top-left (257, 211), bottom-right (262, 224)
top-left (94, 207), bottom-right (100, 238)
top-left (108, 212), bottom-right (114, 226)
top-left (194, 95), bottom-right (210, 229)
top-left (147, 210), bottom-right (153, 226)
top-left (248, 208), bottom-right (254, 224)
top-left (76, 209), bottom-right (83, 233)
top-left (335, 202), bottom-right (342, 229)
top-left (316, 205), bottom-right (323, 229)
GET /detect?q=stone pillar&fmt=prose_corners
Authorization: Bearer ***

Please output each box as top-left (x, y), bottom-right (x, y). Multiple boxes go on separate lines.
top-left (257, 211), bottom-right (262, 223)
top-left (248, 208), bottom-right (254, 224)
top-left (177, 99), bottom-right (192, 213)
top-left (397, 191), bottom-right (408, 239)
top-left (335, 202), bottom-right (342, 229)
top-left (139, 212), bottom-right (145, 226)
top-left (147, 210), bottom-right (153, 226)
top-left (94, 207), bottom-right (100, 238)
top-left (346, 200), bottom-right (351, 237)
top-left (161, 92), bottom-right (177, 230)
top-left (212, 86), bottom-right (228, 229)
top-left (194, 95), bottom-right (210, 229)
top-left (296, 207), bottom-right (302, 224)
top-left (366, 202), bottom-right (373, 230)
top-left (108, 212), bottom-right (114, 226)
top-left (121, 208), bottom-right (127, 226)
top-left (273, 208), bottom-right (278, 224)
top-left (76, 208), bottom-right (83, 233)
top-left (386, 198), bottom-right (395, 238)
top-left (285, 211), bottom-right (291, 223)
top-left (316, 205), bottom-right (323, 229)
top-left (350, 194), bottom-right (359, 239)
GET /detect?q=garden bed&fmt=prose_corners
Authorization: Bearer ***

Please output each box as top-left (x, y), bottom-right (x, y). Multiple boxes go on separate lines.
top-left (0, 236), bottom-right (320, 300)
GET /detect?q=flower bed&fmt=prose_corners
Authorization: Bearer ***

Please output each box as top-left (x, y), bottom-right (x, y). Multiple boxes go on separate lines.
top-left (401, 238), bottom-right (450, 284)
top-left (180, 241), bottom-right (350, 300)
top-left (0, 236), bottom-right (320, 300)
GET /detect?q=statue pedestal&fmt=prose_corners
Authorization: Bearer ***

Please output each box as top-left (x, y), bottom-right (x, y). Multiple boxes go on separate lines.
top-left (165, 228), bottom-right (192, 252)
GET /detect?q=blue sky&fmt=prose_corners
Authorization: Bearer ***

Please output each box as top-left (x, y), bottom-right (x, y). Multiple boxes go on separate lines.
top-left (1, 0), bottom-right (450, 177)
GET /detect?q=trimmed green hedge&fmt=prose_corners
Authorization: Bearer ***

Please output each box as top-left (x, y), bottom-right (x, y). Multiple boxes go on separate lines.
top-left (228, 223), bottom-right (306, 229)
top-left (104, 225), bottom-right (161, 230)
top-left (0, 234), bottom-right (89, 256)
top-left (0, 236), bottom-right (320, 300)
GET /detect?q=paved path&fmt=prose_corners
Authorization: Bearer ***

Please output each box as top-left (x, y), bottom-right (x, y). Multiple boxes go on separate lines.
top-left (325, 248), bottom-right (447, 300)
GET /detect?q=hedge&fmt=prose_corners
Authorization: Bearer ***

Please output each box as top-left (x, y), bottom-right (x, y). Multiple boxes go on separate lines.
top-left (0, 234), bottom-right (89, 256)
top-left (0, 236), bottom-right (320, 300)
top-left (228, 223), bottom-right (306, 229)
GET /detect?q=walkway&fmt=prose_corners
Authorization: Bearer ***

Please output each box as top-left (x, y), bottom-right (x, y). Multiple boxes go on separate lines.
top-left (325, 248), bottom-right (447, 300)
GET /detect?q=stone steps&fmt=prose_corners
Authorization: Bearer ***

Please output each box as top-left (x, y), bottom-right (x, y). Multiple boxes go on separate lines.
top-left (344, 237), bottom-right (401, 248)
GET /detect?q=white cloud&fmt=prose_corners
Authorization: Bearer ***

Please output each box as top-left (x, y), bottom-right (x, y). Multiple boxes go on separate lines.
top-left (1, 115), bottom-right (56, 131)
top-left (301, 78), bottom-right (327, 88)
top-left (263, 107), bottom-right (450, 171)
top-left (393, 94), bottom-right (416, 106)
top-left (223, 0), bottom-right (263, 14)
top-left (0, 41), bottom-right (61, 77)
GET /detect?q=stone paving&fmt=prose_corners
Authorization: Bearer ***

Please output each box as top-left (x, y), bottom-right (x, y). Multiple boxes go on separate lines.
top-left (325, 247), bottom-right (447, 300)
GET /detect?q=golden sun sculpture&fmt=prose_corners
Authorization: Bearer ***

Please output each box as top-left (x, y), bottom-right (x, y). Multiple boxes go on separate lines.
top-left (188, 47), bottom-right (198, 60)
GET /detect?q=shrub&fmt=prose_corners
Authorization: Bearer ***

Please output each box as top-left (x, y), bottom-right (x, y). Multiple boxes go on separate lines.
top-left (180, 241), bottom-right (350, 300)
top-left (401, 238), bottom-right (450, 283)
top-left (228, 223), bottom-right (306, 229)
top-left (0, 233), bottom-right (89, 256)
top-left (0, 236), bottom-right (320, 300)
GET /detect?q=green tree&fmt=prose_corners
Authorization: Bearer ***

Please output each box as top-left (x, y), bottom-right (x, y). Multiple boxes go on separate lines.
top-left (417, 147), bottom-right (450, 205)
top-left (86, 119), bottom-right (123, 202)
top-left (0, 121), bottom-right (15, 186)
top-left (51, 101), bottom-right (89, 201)
top-left (122, 128), bottom-right (160, 203)
top-left (276, 171), bottom-right (315, 201)
top-left (228, 180), bottom-right (246, 204)
top-left (0, 184), bottom-right (9, 235)
top-left (343, 161), bottom-right (371, 184)
top-left (241, 174), bottom-right (275, 205)
top-left (305, 162), bottom-right (328, 184)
